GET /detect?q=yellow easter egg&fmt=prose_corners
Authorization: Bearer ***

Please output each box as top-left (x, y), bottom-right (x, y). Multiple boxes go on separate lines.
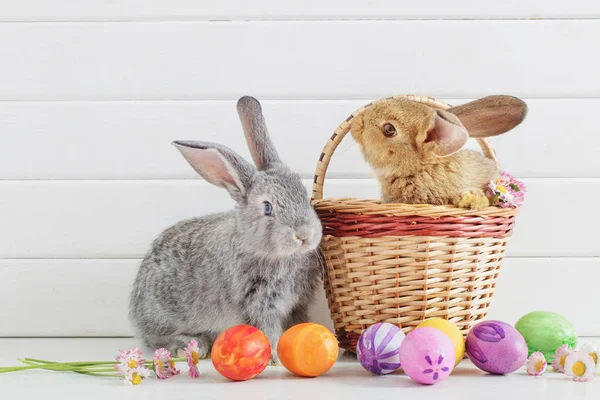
top-left (417, 318), bottom-right (465, 366)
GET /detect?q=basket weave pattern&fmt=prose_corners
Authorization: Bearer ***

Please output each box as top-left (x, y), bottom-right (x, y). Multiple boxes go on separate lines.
top-left (311, 95), bottom-right (519, 351)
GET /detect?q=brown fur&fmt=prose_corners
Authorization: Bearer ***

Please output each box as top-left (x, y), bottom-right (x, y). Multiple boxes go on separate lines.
top-left (351, 96), bottom-right (527, 209)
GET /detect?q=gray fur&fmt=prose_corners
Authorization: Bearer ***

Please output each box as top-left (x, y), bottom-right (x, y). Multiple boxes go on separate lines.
top-left (129, 96), bottom-right (323, 363)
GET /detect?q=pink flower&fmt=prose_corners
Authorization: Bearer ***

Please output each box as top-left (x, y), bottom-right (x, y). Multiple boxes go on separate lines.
top-left (525, 352), bottom-right (547, 376)
top-left (123, 366), bottom-right (151, 385)
top-left (153, 348), bottom-right (180, 379)
top-left (551, 344), bottom-right (572, 373)
top-left (184, 340), bottom-right (201, 378)
top-left (115, 347), bottom-right (151, 385)
top-left (486, 171), bottom-right (526, 208)
top-left (115, 347), bottom-right (145, 374)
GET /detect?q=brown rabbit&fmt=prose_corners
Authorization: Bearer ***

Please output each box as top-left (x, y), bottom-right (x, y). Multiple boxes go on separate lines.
top-left (351, 95), bottom-right (527, 209)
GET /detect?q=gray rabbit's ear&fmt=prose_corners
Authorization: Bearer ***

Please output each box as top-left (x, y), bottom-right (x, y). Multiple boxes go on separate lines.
top-left (173, 141), bottom-right (255, 202)
top-left (237, 96), bottom-right (281, 170)
top-left (447, 95), bottom-right (528, 138)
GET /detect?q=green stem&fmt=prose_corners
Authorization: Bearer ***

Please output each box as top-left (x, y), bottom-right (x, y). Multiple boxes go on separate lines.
top-left (1, 355), bottom-right (188, 375)
top-left (0, 364), bottom-right (71, 373)
top-left (24, 358), bottom-right (118, 366)
top-left (0, 359), bottom-right (118, 374)
top-left (15, 359), bottom-right (119, 377)
top-left (20, 359), bottom-right (117, 373)
top-left (70, 371), bottom-right (120, 377)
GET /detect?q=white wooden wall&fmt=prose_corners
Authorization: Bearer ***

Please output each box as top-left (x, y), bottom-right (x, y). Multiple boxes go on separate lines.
top-left (1, 1), bottom-right (599, 337)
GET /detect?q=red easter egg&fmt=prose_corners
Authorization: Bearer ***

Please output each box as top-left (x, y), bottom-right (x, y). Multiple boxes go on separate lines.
top-left (211, 325), bottom-right (271, 381)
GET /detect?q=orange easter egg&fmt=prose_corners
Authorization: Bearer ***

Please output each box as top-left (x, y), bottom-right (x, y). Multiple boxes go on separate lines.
top-left (211, 325), bottom-right (271, 381)
top-left (277, 323), bottom-right (339, 377)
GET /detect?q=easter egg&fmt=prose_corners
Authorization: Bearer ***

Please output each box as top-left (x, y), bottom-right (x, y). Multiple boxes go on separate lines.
top-left (211, 325), bottom-right (271, 381)
top-left (277, 323), bottom-right (339, 377)
top-left (399, 327), bottom-right (456, 385)
top-left (466, 320), bottom-right (527, 374)
top-left (356, 322), bottom-right (405, 375)
top-left (416, 318), bottom-right (465, 366)
top-left (515, 311), bottom-right (578, 362)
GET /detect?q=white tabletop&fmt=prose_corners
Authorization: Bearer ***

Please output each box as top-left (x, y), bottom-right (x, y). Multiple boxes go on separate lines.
top-left (0, 338), bottom-right (598, 400)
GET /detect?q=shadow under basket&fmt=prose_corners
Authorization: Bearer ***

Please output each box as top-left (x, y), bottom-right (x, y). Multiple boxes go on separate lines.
top-left (310, 95), bottom-right (519, 352)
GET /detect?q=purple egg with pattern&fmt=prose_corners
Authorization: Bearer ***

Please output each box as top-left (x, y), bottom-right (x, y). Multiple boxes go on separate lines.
top-left (466, 320), bottom-right (528, 374)
top-left (356, 323), bottom-right (405, 375)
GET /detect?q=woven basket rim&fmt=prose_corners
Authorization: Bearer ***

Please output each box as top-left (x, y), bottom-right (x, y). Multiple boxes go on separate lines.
top-left (311, 94), bottom-right (498, 201)
top-left (312, 197), bottom-right (519, 218)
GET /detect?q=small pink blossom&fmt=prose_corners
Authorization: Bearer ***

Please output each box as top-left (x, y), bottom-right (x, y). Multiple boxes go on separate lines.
top-left (123, 366), bottom-right (151, 385)
top-left (115, 347), bottom-right (145, 374)
top-left (114, 347), bottom-right (150, 385)
top-left (486, 171), bottom-right (526, 208)
top-left (153, 348), bottom-right (180, 379)
top-left (184, 340), bottom-right (201, 378)
top-left (551, 344), bottom-right (572, 373)
top-left (525, 352), bottom-right (547, 376)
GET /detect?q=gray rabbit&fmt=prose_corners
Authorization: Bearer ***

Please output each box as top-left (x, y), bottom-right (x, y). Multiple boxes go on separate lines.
top-left (129, 96), bottom-right (323, 363)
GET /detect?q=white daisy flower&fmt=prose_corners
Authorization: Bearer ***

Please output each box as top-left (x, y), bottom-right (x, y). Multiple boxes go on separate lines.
top-left (124, 366), bottom-right (151, 385)
top-left (578, 343), bottom-right (599, 368)
top-left (525, 352), bottom-right (547, 376)
top-left (564, 351), bottom-right (595, 382)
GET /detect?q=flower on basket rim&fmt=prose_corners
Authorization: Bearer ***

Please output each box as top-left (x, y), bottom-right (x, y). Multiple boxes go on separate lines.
top-left (184, 340), bottom-right (201, 378)
top-left (115, 347), bottom-right (145, 373)
top-left (578, 342), bottom-right (599, 368)
top-left (564, 351), bottom-right (595, 382)
top-left (153, 348), bottom-right (180, 379)
top-left (486, 171), bottom-right (526, 208)
top-left (525, 352), bottom-right (547, 376)
top-left (551, 344), bottom-right (572, 373)
top-left (123, 366), bottom-right (151, 385)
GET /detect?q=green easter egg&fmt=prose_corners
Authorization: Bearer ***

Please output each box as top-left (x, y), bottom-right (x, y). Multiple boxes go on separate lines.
top-left (515, 311), bottom-right (578, 362)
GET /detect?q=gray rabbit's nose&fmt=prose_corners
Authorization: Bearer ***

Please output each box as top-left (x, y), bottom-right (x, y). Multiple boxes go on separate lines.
top-left (294, 230), bottom-right (312, 243)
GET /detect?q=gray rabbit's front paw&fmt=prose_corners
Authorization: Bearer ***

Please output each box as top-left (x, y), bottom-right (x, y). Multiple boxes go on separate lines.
top-left (270, 354), bottom-right (281, 366)
top-left (148, 334), bottom-right (212, 359)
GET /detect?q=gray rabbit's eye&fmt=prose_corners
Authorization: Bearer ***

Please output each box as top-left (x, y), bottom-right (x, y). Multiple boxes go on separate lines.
top-left (263, 201), bottom-right (273, 216)
top-left (381, 123), bottom-right (397, 138)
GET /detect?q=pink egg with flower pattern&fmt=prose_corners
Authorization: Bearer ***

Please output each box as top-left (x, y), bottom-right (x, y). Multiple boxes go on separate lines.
top-left (399, 327), bottom-right (456, 385)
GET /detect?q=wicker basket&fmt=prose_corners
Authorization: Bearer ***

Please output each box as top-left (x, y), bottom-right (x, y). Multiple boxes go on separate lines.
top-left (311, 94), bottom-right (519, 352)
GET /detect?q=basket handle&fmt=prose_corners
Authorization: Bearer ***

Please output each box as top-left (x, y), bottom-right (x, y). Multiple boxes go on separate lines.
top-left (311, 95), bottom-right (499, 201)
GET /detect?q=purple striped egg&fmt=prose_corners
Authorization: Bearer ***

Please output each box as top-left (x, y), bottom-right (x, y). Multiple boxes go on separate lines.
top-left (357, 323), bottom-right (405, 375)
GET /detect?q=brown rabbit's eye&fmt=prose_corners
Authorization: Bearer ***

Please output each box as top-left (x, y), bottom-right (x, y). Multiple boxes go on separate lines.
top-left (381, 123), bottom-right (397, 137)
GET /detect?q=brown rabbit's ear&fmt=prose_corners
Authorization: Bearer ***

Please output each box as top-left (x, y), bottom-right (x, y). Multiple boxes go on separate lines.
top-left (425, 110), bottom-right (469, 156)
top-left (447, 95), bottom-right (528, 138)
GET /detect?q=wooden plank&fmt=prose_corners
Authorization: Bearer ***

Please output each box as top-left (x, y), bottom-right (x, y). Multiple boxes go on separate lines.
top-left (0, 1), bottom-right (598, 21)
top-left (486, 258), bottom-right (599, 335)
top-left (1, 257), bottom-right (596, 336)
top-left (1, 99), bottom-right (597, 180)
top-left (0, 21), bottom-right (599, 100)
top-left (0, 260), bottom-right (137, 337)
top-left (0, 179), bottom-right (597, 258)
top-left (0, 259), bottom-right (332, 336)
